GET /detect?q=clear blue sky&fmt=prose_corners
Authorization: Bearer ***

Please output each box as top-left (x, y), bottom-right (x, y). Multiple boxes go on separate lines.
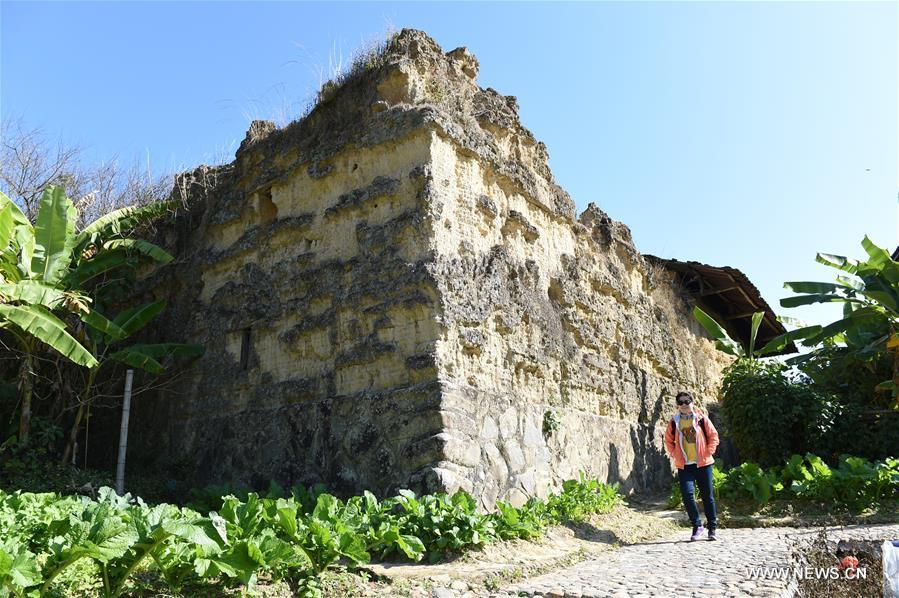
top-left (2, 1), bottom-right (896, 329)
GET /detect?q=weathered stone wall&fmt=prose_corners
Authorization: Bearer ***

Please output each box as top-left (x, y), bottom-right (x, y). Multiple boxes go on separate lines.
top-left (125, 129), bottom-right (451, 496)
top-left (426, 131), bottom-right (727, 505)
top-left (119, 29), bottom-right (730, 504)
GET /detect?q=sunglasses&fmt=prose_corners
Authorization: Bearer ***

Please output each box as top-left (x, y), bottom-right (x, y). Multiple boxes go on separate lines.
top-left (676, 399), bottom-right (692, 406)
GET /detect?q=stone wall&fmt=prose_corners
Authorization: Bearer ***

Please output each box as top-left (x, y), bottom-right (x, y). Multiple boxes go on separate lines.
top-left (117, 29), bottom-right (730, 505)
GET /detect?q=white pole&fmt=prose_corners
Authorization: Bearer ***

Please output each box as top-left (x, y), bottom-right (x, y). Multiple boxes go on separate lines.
top-left (115, 370), bottom-right (134, 495)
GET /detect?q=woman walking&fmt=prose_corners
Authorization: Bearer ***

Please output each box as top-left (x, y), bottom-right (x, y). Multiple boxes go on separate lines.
top-left (664, 391), bottom-right (720, 541)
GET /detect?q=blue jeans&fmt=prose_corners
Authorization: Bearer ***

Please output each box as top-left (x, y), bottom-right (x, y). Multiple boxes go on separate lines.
top-left (678, 463), bottom-right (717, 529)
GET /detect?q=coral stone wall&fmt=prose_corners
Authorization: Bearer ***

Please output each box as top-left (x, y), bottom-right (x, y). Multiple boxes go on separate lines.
top-left (424, 133), bottom-right (727, 506)
top-left (125, 130), bottom-right (452, 496)
top-left (115, 29), bottom-right (729, 505)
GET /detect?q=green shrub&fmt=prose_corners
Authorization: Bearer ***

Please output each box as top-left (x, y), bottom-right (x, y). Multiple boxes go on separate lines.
top-left (670, 454), bottom-right (899, 514)
top-left (540, 475), bottom-right (624, 523)
top-left (720, 359), bottom-right (833, 467)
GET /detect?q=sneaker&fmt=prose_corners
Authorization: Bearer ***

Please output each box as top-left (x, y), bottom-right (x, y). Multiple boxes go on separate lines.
top-left (690, 525), bottom-right (705, 541)
top-left (708, 528), bottom-right (717, 541)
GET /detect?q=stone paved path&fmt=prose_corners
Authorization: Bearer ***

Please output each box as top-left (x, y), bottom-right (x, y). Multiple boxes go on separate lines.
top-left (503, 523), bottom-right (899, 598)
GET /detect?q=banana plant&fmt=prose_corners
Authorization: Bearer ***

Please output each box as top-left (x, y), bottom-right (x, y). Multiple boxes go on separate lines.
top-left (60, 299), bottom-right (204, 465)
top-left (692, 306), bottom-right (821, 359)
top-left (0, 186), bottom-right (175, 447)
top-left (776, 236), bottom-right (899, 405)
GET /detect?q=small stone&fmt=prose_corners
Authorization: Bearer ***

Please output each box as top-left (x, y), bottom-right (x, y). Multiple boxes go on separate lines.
top-left (450, 580), bottom-right (469, 591)
top-left (480, 417), bottom-right (498, 440)
top-left (505, 487), bottom-right (528, 508)
top-left (432, 588), bottom-right (455, 598)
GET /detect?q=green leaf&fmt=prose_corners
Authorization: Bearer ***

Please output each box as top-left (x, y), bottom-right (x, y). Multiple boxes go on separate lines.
top-left (757, 324), bottom-right (823, 355)
top-left (82, 517), bottom-right (139, 563)
top-left (0, 281), bottom-right (65, 308)
top-left (113, 300), bottom-right (166, 337)
top-left (0, 304), bottom-right (97, 367)
top-left (108, 346), bottom-right (165, 374)
top-left (68, 247), bottom-right (134, 285)
top-left (861, 235), bottom-right (899, 283)
top-left (78, 200), bottom-right (174, 243)
top-left (258, 535), bottom-right (311, 571)
top-left (749, 311), bottom-right (764, 356)
top-left (397, 534), bottom-right (425, 560)
top-left (80, 309), bottom-right (127, 341)
top-left (816, 252), bottom-right (859, 275)
top-left (857, 277), bottom-right (899, 313)
top-left (692, 306), bottom-right (743, 356)
top-left (143, 343), bottom-right (204, 357)
top-left (115, 342), bottom-right (202, 360)
top-left (0, 540), bottom-right (42, 591)
top-left (273, 499), bottom-right (299, 539)
top-left (212, 541), bottom-right (263, 586)
top-left (15, 221), bottom-right (36, 278)
top-left (0, 191), bottom-right (29, 228)
top-left (337, 531), bottom-right (370, 564)
top-left (0, 204), bottom-right (14, 254)
top-left (835, 275), bottom-right (864, 291)
top-left (31, 187), bottom-right (77, 285)
top-left (312, 494), bottom-right (339, 522)
top-left (780, 293), bottom-right (862, 308)
top-left (161, 519), bottom-right (223, 550)
top-left (783, 281), bottom-right (847, 294)
top-left (801, 307), bottom-right (886, 346)
top-left (102, 238), bottom-right (173, 264)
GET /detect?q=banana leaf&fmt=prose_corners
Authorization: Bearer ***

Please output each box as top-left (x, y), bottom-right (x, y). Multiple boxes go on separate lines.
top-left (0, 204), bottom-right (14, 252)
top-left (31, 187), bottom-right (77, 285)
top-left (0, 304), bottom-right (97, 367)
top-left (76, 200), bottom-right (175, 250)
top-left (80, 309), bottom-right (127, 341)
top-left (780, 293), bottom-right (864, 308)
top-left (693, 306), bottom-right (743, 356)
top-left (0, 280), bottom-right (65, 308)
top-left (861, 235), bottom-right (899, 284)
top-left (749, 311), bottom-right (764, 356)
top-left (109, 343), bottom-right (203, 374)
top-left (816, 252), bottom-right (859, 275)
top-left (113, 300), bottom-right (166, 337)
top-left (102, 238), bottom-right (173, 264)
top-left (15, 225), bottom-right (35, 279)
top-left (757, 324), bottom-right (823, 355)
top-left (783, 281), bottom-right (860, 295)
top-left (801, 306), bottom-right (886, 346)
top-left (67, 247), bottom-right (134, 285)
top-left (0, 191), bottom-right (30, 227)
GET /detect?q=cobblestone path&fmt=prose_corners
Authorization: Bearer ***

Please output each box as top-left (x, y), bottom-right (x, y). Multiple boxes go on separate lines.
top-left (503, 523), bottom-right (899, 598)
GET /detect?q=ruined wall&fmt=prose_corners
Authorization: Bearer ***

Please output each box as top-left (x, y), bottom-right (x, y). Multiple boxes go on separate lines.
top-left (126, 129), bottom-right (451, 496)
top-left (426, 133), bottom-right (727, 504)
top-left (122, 29), bottom-right (729, 504)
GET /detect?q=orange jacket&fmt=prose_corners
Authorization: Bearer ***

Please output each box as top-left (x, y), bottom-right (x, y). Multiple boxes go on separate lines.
top-left (664, 408), bottom-right (720, 469)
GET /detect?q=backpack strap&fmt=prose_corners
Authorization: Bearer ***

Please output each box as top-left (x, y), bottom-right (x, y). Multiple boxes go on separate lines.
top-left (671, 415), bottom-right (708, 437)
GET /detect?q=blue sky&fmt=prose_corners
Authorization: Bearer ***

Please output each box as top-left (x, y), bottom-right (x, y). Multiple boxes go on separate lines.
top-left (2, 1), bottom-right (896, 329)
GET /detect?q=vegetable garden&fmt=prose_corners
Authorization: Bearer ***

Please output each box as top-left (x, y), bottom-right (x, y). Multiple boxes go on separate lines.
top-left (0, 476), bottom-right (624, 597)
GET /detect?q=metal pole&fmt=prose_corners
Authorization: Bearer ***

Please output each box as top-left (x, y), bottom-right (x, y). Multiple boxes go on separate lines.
top-left (115, 370), bottom-right (134, 495)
